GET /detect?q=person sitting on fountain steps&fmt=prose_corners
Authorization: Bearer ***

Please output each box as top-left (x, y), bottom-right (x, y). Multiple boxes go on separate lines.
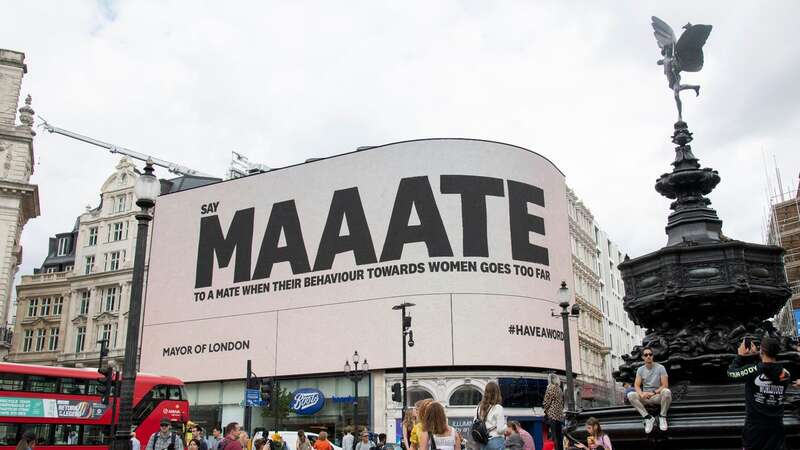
top-left (626, 347), bottom-right (671, 434)
top-left (727, 336), bottom-right (790, 450)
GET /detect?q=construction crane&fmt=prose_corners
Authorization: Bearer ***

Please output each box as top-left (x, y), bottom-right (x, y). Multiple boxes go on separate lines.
top-left (38, 117), bottom-right (216, 178)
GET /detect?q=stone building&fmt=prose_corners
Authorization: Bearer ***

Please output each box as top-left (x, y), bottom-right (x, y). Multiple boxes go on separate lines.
top-left (7, 157), bottom-right (219, 368)
top-left (6, 223), bottom-right (77, 364)
top-left (0, 49), bottom-right (40, 356)
top-left (595, 226), bottom-right (645, 402)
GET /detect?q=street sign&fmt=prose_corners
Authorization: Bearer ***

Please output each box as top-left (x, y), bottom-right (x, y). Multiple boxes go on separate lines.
top-left (245, 388), bottom-right (261, 405)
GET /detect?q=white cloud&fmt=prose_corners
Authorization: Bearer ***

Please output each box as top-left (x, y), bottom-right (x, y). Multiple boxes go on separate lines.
top-left (2, 1), bottom-right (799, 281)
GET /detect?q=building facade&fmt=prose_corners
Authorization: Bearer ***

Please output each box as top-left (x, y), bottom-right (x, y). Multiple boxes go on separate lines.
top-left (595, 226), bottom-right (645, 402)
top-left (566, 188), bottom-right (609, 407)
top-left (0, 49), bottom-right (40, 355)
top-left (7, 157), bottom-right (218, 369)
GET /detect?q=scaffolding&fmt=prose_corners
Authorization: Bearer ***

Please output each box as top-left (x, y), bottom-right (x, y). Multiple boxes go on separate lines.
top-left (765, 169), bottom-right (800, 334)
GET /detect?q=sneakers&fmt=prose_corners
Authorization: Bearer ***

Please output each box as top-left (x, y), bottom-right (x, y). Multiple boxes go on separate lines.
top-left (643, 415), bottom-right (656, 434)
top-left (659, 415), bottom-right (668, 431)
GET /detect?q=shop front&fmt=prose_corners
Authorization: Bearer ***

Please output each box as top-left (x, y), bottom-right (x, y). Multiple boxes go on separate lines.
top-left (184, 375), bottom-right (370, 446)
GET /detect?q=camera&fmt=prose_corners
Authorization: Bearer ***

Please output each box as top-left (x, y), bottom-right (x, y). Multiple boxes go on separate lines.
top-left (407, 330), bottom-right (415, 347)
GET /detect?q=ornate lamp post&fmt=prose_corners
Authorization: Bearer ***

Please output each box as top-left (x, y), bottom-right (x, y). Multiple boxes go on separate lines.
top-left (551, 281), bottom-right (580, 413)
top-left (392, 302), bottom-right (415, 422)
top-left (112, 160), bottom-right (160, 450)
top-left (344, 351), bottom-right (369, 434)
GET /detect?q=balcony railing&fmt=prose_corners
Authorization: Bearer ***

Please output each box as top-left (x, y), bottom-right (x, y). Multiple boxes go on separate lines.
top-left (20, 271), bottom-right (69, 284)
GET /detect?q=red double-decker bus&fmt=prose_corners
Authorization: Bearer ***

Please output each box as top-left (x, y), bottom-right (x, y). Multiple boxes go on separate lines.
top-left (0, 362), bottom-right (189, 449)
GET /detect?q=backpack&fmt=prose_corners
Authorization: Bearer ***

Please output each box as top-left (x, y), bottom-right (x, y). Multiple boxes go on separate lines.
top-left (470, 406), bottom-right (490, 445)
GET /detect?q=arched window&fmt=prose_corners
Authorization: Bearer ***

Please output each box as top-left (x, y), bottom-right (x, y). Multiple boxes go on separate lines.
top-left (408, 389), bottom-right (434, 405)
top-left (449, 386), bottom-right (482, 406)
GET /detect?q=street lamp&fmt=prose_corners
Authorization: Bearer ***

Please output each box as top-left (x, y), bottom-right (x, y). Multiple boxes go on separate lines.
top-left (392, 302), bottom-right (415, 422)
top-left (112, 160), bottom-right (160, 450)
top-left (344, 351), bottom-right (369, 434)
top-left (551, 281), bottom-right (580, 414)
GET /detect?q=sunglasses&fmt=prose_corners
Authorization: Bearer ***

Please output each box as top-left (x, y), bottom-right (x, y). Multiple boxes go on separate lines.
top-left (160, 424), bottom-right (169, 428)
top-left (643, 353), bottom-right (653, 357)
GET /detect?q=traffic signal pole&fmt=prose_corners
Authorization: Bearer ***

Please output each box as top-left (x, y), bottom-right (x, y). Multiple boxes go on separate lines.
top-left (244, 359), bottom-right (252, 433)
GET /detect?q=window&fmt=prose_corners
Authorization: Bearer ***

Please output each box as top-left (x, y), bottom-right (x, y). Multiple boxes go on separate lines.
top-left (22, 329), bottom-right (33, 352)
top-left (407, 389), bottom-right (434, 405)
top-left (48, 327), bottom-right (59, 351)
top-left (88, 227), bottom-right (98, 246)
top-left (104, 287), bottom-right (118, 312)
top-left (75, 326), bottom-right (86, 352)
top-left (27, 299), bottom-right (38, 317)
top-left (115, 194), bottom-right (127, 212)
top-left (35, 329), bottom-right (46, 351)
top-left (498, 378), bottom-right (548, 408)
top-left (57, 237), bottom-right (70, 256)
top-left (100, 324), bottom-right (112, 347)
top-left (79, 291), bottom-right (90, 315)
top-left (112, 323), bottom-right (118, 347)
top-left (84, 255), bottom-right (95, 275)
top-left (40, 298), bottom-right (52, 316)
top-left (0, 373), bottom-right (24, 391)
top-left (60, 378), bottom-right (88, 395)
top-left (44, 267), bottom-right (57, 274)
top-left (65, 264), bottom-right (73, 272)
top-left (105, 251), bottom-right (123, 271)
top-left (109, 222), bottom-right (125, 241)
top-left (52, 297), bottom-right (63, 315)
top-left (448, 386), bottom-right (483, 406)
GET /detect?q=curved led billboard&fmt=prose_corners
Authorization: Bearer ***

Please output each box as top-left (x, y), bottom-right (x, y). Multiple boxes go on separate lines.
top-left (140, 139), bottom-right (578, 381)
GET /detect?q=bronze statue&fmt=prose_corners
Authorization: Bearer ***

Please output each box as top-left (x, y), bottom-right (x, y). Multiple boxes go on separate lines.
top-left (651, 16), bottom-right (712, 121)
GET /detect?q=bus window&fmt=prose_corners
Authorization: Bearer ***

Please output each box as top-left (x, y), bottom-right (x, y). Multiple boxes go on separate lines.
top-left (83, 425), bottom-right (111, 445)
top-left (27, 375), bottom-right (57, 393)
top-left (0, 373), bottom-right (25, 391)
top-left (18, 424), bottom-right (51, 445)
top-left (60, 378), bottom-right (88, 395)
top-left (53, 424), bottom-right (80, 445)
top-left (0, 424), bottom-right (19, 445)
top-left (168, 386), bottom-right (182, 400)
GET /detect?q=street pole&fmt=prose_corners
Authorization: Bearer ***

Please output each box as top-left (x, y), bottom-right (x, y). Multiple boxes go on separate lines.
top-left (111, 161), bottom-right (159, 450)
top-left (561, 307), bottom-right (576, 412)
top-left (244, 359), bottom-right (252, 434)
top-left (392, 302), bottom-right (414, 423)
top-left (344, 352), bottom-right (368, 436)
top-left (551, 281), bottom-right (579, 414)
top-left (353, 377), bottom-right (359, 433)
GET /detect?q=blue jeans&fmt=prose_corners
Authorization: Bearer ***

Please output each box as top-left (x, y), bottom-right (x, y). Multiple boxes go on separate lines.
top-left (480, 436), bottom-right (504, 450)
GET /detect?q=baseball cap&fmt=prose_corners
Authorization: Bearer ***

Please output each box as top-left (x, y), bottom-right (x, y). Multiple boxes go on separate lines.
top-left (160, 419), bottom-right (170, 426)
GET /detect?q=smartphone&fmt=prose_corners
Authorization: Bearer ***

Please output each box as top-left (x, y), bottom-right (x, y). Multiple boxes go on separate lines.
top-left (744, 336), bottom-right (751, 348)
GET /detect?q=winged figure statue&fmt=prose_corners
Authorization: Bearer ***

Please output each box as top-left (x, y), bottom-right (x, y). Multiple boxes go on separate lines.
top-left (651, 16), bottom-right (712, 121)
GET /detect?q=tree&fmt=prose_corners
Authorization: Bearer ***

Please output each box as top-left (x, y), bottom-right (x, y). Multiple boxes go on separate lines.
top-left (260, 386), bottom-right (293, 429)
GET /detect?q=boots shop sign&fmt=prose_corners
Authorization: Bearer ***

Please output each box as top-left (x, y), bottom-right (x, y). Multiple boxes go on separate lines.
top-left (140, 139), bottom-right (578, 382)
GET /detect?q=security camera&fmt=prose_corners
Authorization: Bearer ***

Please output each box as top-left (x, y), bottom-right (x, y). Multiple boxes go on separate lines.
top-left (407, 330), bottom-right (415, 347)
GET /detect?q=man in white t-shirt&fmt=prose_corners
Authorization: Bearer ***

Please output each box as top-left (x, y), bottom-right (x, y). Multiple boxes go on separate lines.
top-left (626, 347), bottom-right (672, 434)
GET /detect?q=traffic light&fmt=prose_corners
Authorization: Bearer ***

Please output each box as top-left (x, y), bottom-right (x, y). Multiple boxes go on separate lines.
top-left (391, 383), bottom-right (402, 403)
top-left (260, 378), bottom-right (273, 406)
top-left (96, 367), bottom-right (113, 405)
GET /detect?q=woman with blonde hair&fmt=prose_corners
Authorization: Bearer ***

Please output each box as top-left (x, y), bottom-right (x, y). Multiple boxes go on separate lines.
top-left (16, 431), bottom-right (37, 450)
top-left (476, 381), bottom-right (505, 450)
top-left (410, 398), bottom-right (434, 450)
top-left (418, 402), bottom-right (460, 450)
top-left (402, 407), bottom-right (417, 450)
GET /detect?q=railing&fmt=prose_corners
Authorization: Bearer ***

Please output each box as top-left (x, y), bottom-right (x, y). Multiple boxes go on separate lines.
top-left (791, 280), bottom-right (800, 297)
top-left (20, 271), bottom-right (70, 284)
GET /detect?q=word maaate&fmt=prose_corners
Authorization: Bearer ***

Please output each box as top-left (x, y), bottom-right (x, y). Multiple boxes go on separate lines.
top-left (195, 175), bottom-right (551, 288)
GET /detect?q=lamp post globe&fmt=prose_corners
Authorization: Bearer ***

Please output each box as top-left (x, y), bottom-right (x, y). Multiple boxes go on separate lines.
top-left (134, 159), bottom-right (160, 209)
top-left (112, 160), bottom-right (159, 450)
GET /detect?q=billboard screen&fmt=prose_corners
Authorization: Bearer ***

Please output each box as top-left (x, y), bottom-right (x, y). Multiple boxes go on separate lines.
top-left (140, 139), bottom-right (578, 381)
